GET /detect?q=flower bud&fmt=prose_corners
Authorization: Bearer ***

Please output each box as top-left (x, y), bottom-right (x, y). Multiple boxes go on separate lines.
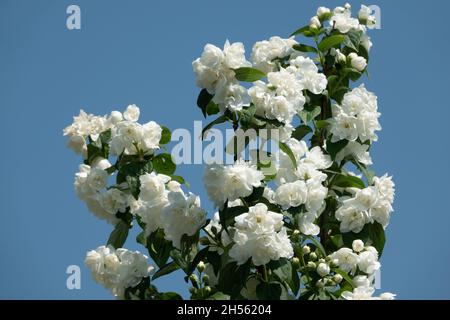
top-left (302, 245), bottom-right (311, 255)
top-left (189, 287), bottom-right (197, 294)
top-left (307, 261), bottom-right (316, 269)
top-left (189, 274), bottom-right (199, 285)
top-left (197, 261), bottom-right (205, 273)
top-left (333, 274), bottom-right (343, 284)
top-left (316, 263), bottom-right (330, 277)
top-left (317, 7), bottom-right (331, 21)
top-left (204, 286), bottom-right (212, 295)
top-left (330, 259), bottom-right (339, 268)
top-left (345, 3), bottom-right (351, 10)
top-left (110, 111), bottom-right (123, 124)
top-left (318, 258), bottom-right (326, 264)
top-left (202, 274), bottom-right (210, 285)
top-left (352, 239), bottom-right (365, 253)
top-left (316, 279), bottom-right (325, 288)
top-left (348, 52), bottom-right (367, 71)
top-left (292, 257), bottom-right (300, 268)
top-left (309, 252), bottom-right (317, 261)
top-left (309, 16), bottom-right (321, 30)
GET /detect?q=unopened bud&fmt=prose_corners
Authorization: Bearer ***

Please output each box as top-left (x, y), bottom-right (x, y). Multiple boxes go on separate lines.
top-left (302, 245), bottom-right (311, 255)
top-left (197, 261), bottom-right (205, 273)
top-left (292, 257), bottom-right (300, 267)
top-left (309, 252), bottom-right (317, 261)
top-left (307, 261), bottom-right (316, 269)
top-left (202, 274), bottom-right (210, 285)
top-left (333, 274), bottom-right (343, 284)
top-left (204, 286), bottom-right (211, 295)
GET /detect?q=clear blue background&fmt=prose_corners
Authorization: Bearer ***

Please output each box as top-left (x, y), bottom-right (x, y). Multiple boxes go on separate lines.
top-left (1, 0), bottom-right (449, 299)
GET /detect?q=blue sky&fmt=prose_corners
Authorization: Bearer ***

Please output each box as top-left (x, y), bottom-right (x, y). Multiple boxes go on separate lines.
top-left (1, 0), bottom-right (449, 299)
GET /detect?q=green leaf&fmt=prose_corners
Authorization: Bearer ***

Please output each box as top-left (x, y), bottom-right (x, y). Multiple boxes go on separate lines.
top-left (86, 143), bottom-right (104, 165)
top-left (160, 126), bottom-right (171, 145)
top-left (343, 67), bottom-right (363, 81)
top-left (202, 115), bottom-right (228, 139)
top-left (318, 35), bottom-right (345, 52)
top-left (152, 261), bottom-right (181, 281)
top-left (369, 222), bottom-right (386, 256)
top-left (279, 142), bottom-right (298, 168)
top-left (299, 105), bottom-right (321, 124)
top-left (326, 139), bottom-right (349, 160)
top-left (233, 67), bottom-right (266, 82)
top-left (99, 129), bottom-right (112, 145)
top-left (136, 231), bottom-right (146, 246)
top-left (126, 176), bottom-right (140, 200)
top-left (292, 125), bottom-right (312, 141)
top-left (256, 281), bottom-right (282, 300)
top-left (290, 25), bottom-right (310, 37)
top-left (207, 292), bottom-right (231, 300)
top-left (293, 43), bottom-right (318, 53)
top-left (343, 29), bottom-right (362, 52)
top-left (156, 292), bottom-right (183, 300)
top-left (152, 153), bottom-right (176, 175)
top-left (218, 260), bottom-right (251, 298)
top-left (332, 174), bottom-right (365, 189)
top-left (315, 120), bottom-right (329, 130)
top-left (169, 175), bottom-right (186, 185)
top-left (353, 160), bottom-right (375, 185)
top-left (107, 220), bottom-right (130, 249)
top-left (147, 229), bottom-right (173, 268)
top-left (206, 101), bottom-right (220, 116)
top-left (197, 89), bottom-right (213, 118)
top-left (239, 104), bottom-right (256, 128)
top-left (269, 258), bottom-right (299, 296)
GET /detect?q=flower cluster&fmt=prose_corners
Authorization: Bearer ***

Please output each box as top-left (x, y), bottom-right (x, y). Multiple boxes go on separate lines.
top-left (85, 246), bottom-right (153, 298)
top-left (66, 3), bottom-right (396, 301)
top-left (336, 174), bottom-right (395, 232)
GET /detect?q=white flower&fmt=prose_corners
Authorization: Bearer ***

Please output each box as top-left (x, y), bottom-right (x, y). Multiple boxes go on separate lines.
top-left (110, 120), bottom-right (162, 155)
top-left (352, 239), bottom-right (365, 252)
top-left (66, 134), bottom-right (86, 155)
top-left (74, 164), bottom-right (109, 200)
top-left (63, 109), bottom-right (110, 143)
top-left (361, 33), bottom-right (373, 51)
top-left (309, 16), bottom-right (321, 29)
top-left (331, 48), bottom-right (346, 63)
top-left (98, 188), bottom-right (129, 215)
top-left (298, 211), bottom-right (320, 236)
top-left (329, 85), bottom-right (381, 143)
top-left (289, 56), bottom-right (327, 94)
top-left (353, 275), bottom-right (371, 287)
top-left (330, 248), bottom-right (359, 273)
top-left (341, 286), bottom-right (375, 300)
top-left (85, 245), bottom-right (152, 298)
top-left (229, 204), bottom-right (293, 266)
top-left (317, 7), bottom-right (331, 20)
top-left (358, 5), bottom-right (372, 21)
top-left (109, 111), bottom-right (123, 124)
top-left (348, 52), bottom-right (367, 71)
top-left (160, 190), bottom-right (206, 249)
top-left (139, 172), bottom-right (171, 203)
top-left (85, 197), bottom-right (118, 224)
top-left (358, 246), bottom-right (380, 274)
top-left (234, 203), bottom-right (284, 234)
top-left (330, 7), bottom-right (360, 33)
top-left (251, 36), bottom-right (297, 73)
top-left (123, 104), bottom-right (140, 122)
top-left (204, 160), bottom-right (264, 208)
top-left (335, 202), bottom-right (370, 233)
top-left (274, 180), bottom-right (307, 210)
top-left (335, 141), bottom-right (372, 166)
top-left (131, 196), bottom-right (168, 235)
top-left (379, 292), bottom-right (396, 300)
top-left (193, 40), bottom-right (251, 94)
top-left (317, 263), bottom-right (330, 277)
top-left (213, 82), bottom-right (251, 112)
